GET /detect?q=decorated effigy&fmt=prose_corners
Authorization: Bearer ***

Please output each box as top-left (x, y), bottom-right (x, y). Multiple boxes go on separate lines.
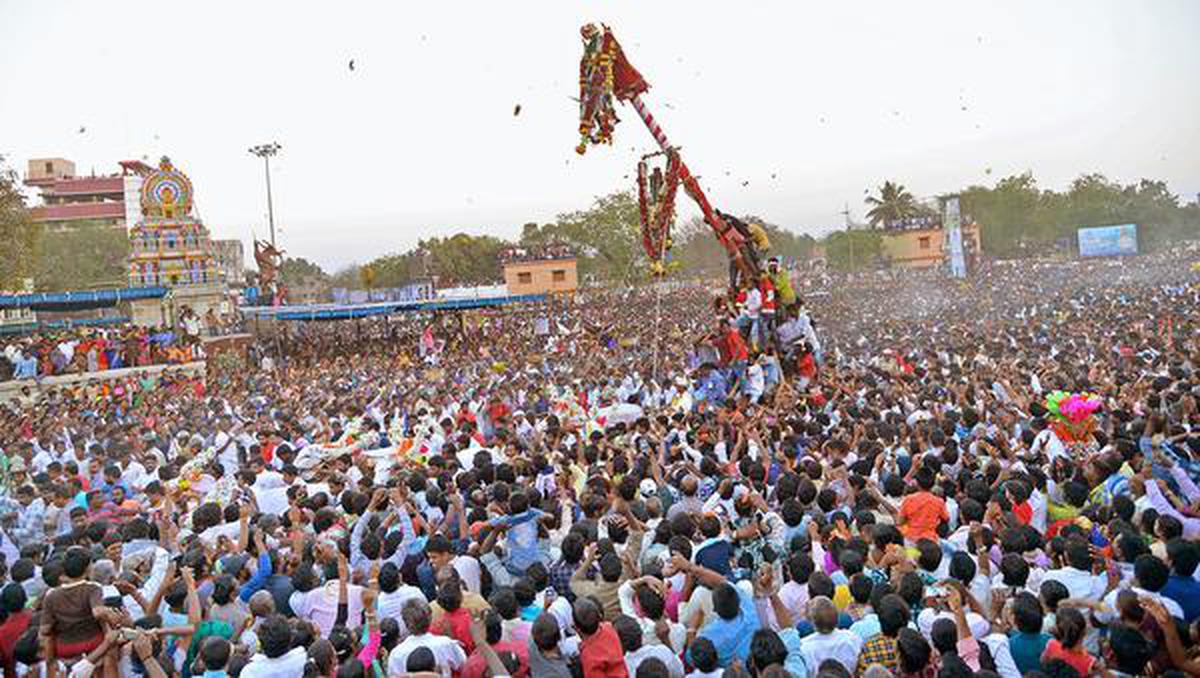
top-left (572, 23), bottom-right (756, 283)
top-left (1045, 390), bottom-right (1104, 443)
top-left (128, 157), bottom-right (218, 287)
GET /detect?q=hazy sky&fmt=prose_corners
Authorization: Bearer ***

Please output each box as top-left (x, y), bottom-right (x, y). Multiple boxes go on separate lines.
top-left (2, 1), bottom-right (1197, 271)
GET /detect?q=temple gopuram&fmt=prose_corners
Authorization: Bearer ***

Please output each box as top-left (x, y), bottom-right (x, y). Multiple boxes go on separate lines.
top-left (127, 157), bottom-right (227, 327)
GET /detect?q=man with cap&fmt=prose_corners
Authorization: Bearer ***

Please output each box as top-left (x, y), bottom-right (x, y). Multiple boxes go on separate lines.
top-left (670, 377), bottom-right (693, 415)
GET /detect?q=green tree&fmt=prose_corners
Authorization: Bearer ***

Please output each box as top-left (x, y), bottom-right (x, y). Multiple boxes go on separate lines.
top-left (279, 256), bottom-right (327, 287)
top-left (329, 264), bottom-right (361, 290)
top-left (672, 216), bottom-right (727, 276)
top-left (34, 221), bottom-right (130, 291)
top-left (865, 181), bottom-right (921, 228)
top-left (0, 155), bottom-right (38, 290)
top-left (960, 172), bottom-right (1043, 256)
top-left (523, 191), bottom-right (642, 283)
top-left (419, 233), bottom-right (507, 286)
top-left (824, 230), bottom-right (883, 271)
top-left (958, 171), bottom-right (1198, 257)
top-left (366, 251), bottom-right (427, 287)
top-left (674, 215), bottom-right (817, 276)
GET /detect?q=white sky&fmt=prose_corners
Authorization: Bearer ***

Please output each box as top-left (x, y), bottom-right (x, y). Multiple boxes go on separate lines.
top-left (2, 1), bottom-right (1198, 271)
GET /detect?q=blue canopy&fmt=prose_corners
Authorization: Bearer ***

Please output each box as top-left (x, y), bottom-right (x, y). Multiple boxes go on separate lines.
top-left (0, 286), bottom-right (168, 312)
top-left (240, 293), bottom-right (548, 321)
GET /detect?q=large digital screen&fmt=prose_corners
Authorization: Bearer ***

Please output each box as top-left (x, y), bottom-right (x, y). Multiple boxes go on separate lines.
top-left (1078, 223), bottom-right (1138, 257)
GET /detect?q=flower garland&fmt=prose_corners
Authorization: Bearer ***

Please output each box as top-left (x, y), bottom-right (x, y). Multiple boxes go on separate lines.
top-left (1045, 390), bottom-right (1103, 444)
top-left (637, 149), bottom-right (681, 268)
top-left (575, 24), bottom-right (648, 155)
top-left (576, 25), bottom-right (618, 155)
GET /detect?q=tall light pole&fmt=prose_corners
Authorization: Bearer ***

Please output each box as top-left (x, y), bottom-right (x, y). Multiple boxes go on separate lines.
top-left (248, 142), bottom-right (282, 246)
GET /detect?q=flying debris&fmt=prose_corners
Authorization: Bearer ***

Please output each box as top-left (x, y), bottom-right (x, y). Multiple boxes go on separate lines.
top-left (985, 167), bottom-right (993, 175)
top-left (819, 117), bottom-right (826, 124)
top-left (960, 106), bottom-right (967, 112)
top-left (892, 110), bottom-right (900, 117)
top-left (742, 181), bottom-right (749, 187)
top-left (349, 59), bottom-right (355, 71)
top-left (664, 103), bottom-right (675, 110)
top-left (78, 126), bottom-right (86, 134)
top-left (771, 173), bottom-right (777, 180)
top-left (513, 104), bottom-right (522, 117)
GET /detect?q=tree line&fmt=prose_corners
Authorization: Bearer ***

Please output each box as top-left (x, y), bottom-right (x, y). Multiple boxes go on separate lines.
top-left (1, 151), bottom-right (1195, 293)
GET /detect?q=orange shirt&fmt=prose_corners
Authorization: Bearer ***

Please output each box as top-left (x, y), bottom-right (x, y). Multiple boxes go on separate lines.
top-left (1042, 639), bottom-right (1094, 677)
top-left (898, 491), bottom-right (948, 542)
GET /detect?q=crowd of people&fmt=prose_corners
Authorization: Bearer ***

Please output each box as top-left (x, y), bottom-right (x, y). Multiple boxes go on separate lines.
top-left (0, 307), bottom-right (225, 382)
top-left (0, 246), bottom-right (1197, 678)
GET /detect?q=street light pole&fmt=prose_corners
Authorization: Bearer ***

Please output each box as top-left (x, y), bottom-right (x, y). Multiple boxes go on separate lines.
top-left (248, 142), bottom-right (282, 247)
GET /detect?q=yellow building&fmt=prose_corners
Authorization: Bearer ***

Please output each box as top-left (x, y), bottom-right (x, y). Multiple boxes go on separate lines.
top-left (503, 258), bottom-right (578, 295)
top-left (881, 222), bottom-right (982, 269)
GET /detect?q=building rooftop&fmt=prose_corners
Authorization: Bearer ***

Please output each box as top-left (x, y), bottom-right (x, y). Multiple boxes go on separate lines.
top-left (41, 176), bottom-right (125, 196)
top-left (30, 202), bottom-right (125, 222)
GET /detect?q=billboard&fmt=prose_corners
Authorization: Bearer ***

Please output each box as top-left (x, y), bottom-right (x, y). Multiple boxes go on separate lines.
top-left (944, 196), bottom-right (966, 278)
top-left (1078, 224), bottom-right (1138, 257)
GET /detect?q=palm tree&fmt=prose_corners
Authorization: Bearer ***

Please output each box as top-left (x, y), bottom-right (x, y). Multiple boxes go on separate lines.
top-left (865, 181), bottom-right (920, 228)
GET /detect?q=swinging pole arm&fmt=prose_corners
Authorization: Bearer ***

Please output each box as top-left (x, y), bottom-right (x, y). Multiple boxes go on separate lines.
top-left (627, 96), bottom-right (750, 273)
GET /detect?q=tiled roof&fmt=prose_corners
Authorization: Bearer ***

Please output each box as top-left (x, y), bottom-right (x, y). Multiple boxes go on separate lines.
top-left (30, 202), bottom-right (125, 222)
top-left (44, 176), bottom-right (124, 195)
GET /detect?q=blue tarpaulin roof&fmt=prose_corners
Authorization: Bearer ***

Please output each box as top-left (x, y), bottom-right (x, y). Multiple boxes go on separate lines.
top-left (0, 315), bottom-right (133, 336)
top-left (240, 293), bottom-right (548, 321)
top-left (0, 286), bottom-right (168, 311)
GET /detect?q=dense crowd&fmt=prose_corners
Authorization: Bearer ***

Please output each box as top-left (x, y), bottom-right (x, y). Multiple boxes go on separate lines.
top-left (0, 307), bottom-right (223, 382)
top-left (0, 247), bottom-right (1197, 678)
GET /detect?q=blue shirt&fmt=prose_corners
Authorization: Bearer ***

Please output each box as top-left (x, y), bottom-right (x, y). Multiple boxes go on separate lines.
top-left (490, 508), bottom-right (546, 571)
top-left (694, 585), bottom-right (761, 667)
top-left (13, 356), bottom-right (36, 379)
top-left (696, 371), bottom-right (729, 407)
top-left (1008, 631), bottom-right (1050, 675)
top-left (1162, 575), bottom-right (1200, 623)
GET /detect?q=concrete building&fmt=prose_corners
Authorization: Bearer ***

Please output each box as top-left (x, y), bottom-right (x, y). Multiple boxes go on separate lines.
top-left (211, 239), bottom-right (246, 287)
top-left (24, 158), bottom-right (154, 232)
top-left (881, 221), bottom-right (982, 269)
top-left (502, 257), bottom-right (578, 296)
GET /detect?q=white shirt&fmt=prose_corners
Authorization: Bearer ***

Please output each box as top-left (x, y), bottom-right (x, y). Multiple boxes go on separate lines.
top-left (387, 632), bottom-right (466, 678)
top-left (1032, 429), bottom-right (1067, 463)
top-left (617, 581), bottom-right (687, 654)
top-left (798, 629), bottom-right (862, 675)
top-left (982, 632), bottom-right (1023, 678)
top-left (1042, 566), bottom-right (1107, 600)
top-left (1099, 586), bottom-right (1184, 622)
top-left (240, 647), bottom-right (307, 678)
top-left (377, 585), bottom-right (427, 636)
top-left (626, 644), bottom-right (685, 678)
top-left (742, 288), bottom-right (762, 317)
top-left (1028, 489), bottom-right (1049, 534)
top-left (916, 609), bottom-right (990, 640)
top-left (254, 470), bottom-right (287, 490)
top-left (451, 555), bottom-right (483, 595)
top-left (289, 581), bottom-right (365, 637)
